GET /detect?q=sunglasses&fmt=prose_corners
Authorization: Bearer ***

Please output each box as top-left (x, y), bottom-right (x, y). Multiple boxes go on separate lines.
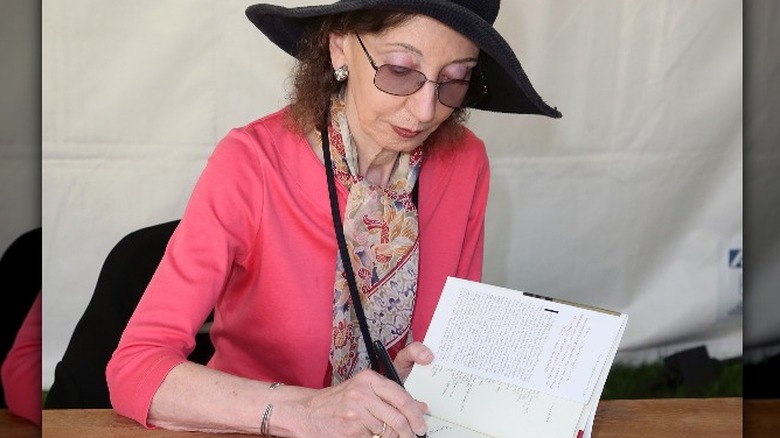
top-left (354, 33), bottom-right (487, 109)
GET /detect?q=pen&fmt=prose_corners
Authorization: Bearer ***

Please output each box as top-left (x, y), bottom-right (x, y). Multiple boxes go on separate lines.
top-left (373, 340), bottom-right (403, 386)
top-left (372, 340), bottom-right (428, 438)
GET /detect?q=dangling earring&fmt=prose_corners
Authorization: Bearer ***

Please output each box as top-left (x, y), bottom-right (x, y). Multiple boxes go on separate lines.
top-left (334, 65), bottom-right (349, 82)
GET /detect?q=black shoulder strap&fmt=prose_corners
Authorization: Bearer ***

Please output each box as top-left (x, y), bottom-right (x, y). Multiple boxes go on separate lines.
top-left (412, 178), bottom-right (419, 208)
top-left (321, 123), bottom-right (380, 373)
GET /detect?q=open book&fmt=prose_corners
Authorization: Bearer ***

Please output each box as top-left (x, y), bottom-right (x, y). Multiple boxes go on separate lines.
top-left (405, 277), bottom-right (628, 438)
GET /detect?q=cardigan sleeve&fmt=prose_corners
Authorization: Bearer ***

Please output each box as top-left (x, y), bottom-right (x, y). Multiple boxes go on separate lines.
top-left (106, 126), bottom-right (267, 426)
top-left (1, 290), bottom-right (42, 426)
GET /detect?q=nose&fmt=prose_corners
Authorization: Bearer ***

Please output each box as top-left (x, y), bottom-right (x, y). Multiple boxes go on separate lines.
top-left (405, 80), bottom-right (439, 123)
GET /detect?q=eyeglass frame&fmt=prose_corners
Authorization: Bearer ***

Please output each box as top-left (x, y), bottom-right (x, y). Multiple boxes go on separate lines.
top-left (353, 33), bottom-right (487, 109)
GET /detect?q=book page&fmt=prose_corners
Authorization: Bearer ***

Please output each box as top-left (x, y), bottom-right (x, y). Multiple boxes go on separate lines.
top-left (424, 415), bottom-right (494, 437)
top-left (406, 277), bottom-right (628, 438)
top-left (410, 364), bottom-right (582, 437)
top-left (576, 314), bottom-right (627, 435)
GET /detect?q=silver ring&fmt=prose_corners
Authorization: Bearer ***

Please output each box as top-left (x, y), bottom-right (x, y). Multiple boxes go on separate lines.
top-left (371, 422), bottom-right (386, 438)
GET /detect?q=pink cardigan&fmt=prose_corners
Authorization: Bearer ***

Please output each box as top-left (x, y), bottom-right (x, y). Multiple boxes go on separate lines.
top-left (106, 108), bottom-right (490, 425)
top-left (1, 290), bottom-right (41, 426)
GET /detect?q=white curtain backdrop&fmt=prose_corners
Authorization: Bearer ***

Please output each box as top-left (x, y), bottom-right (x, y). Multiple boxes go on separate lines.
top-left (42, 0), bottom-right (743, 390)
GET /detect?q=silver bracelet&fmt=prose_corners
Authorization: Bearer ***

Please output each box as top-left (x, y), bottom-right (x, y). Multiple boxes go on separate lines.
top-left (261, 382), bottom-right (283, 436)
top-left (260, 403), bottom-right (273, 436)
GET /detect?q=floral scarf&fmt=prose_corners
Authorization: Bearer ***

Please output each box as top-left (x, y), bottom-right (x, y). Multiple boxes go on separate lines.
top-left (320, 96), bottom-right (423, 385)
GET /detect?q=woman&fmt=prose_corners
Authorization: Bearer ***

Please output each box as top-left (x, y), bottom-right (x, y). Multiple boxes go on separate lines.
top-left (106, 1), bottom-right (560, 437)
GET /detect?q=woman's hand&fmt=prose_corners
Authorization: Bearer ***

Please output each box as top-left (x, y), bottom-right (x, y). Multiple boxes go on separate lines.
top-left (394, 341), bottom-right (434, 382)
top-left (292, 369), bottom-right (428, 438)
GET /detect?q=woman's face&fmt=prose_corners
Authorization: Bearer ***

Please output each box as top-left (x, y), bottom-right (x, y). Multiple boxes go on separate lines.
top-left (329, 15), bottom-right (479, 155)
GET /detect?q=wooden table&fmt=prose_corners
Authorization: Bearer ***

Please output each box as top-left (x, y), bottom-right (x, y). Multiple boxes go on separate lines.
top-left (744, 399), bottom-right (780, 438)
top-left (36, 398), bottom-right (775, 437)
top-left (0, 409), bottom-right (39, 438)
top-left (593, 398), bottom-right (744, 437)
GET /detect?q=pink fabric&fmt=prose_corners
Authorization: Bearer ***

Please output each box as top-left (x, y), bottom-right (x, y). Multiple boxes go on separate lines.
top-left (1, 290), bottom-right (42, 426)
top-left (106, 107), bottom-right (489, 426)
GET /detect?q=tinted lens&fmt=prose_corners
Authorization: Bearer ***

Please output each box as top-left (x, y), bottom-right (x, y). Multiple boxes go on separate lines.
top-left (438, 80), bottom-right (470, 108)
top-left (374, 64), bottom-right (487, 109)
top-left (375, 65), bottom-right (427, 96)
top-left (441, 80), bottom-right (487, 109)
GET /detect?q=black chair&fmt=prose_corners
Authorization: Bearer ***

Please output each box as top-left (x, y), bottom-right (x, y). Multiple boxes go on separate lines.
top-left (45, 220), bottom-right (214, 408)
top-left (0, 227), bottom-right (42, 409)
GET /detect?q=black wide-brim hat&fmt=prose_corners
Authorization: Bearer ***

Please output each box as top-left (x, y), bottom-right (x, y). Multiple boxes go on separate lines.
top-left (246, 0), bottom-right (561, 118)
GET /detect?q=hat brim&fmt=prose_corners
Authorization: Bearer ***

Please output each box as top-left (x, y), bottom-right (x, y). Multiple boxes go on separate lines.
top-left (246, 1), bottom-right (561, 117)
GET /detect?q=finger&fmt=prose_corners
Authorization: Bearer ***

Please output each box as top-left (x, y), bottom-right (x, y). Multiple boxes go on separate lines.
top-left (367, 419), bottom-right (388, 438)
top-left (369, 406), bottom-right (411, 438)
top-left (395, 342), bottom-right (434, 365)
top-left (370, 377), bottom-right (428, 437)
top-left (394, 342), bottom-right (434, 380)
top-left (329, 372), bottom-right (394, 437)
top-left (380, 423), bottom-right (400, 438)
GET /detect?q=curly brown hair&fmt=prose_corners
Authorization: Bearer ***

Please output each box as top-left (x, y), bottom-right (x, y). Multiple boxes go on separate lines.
top-left (283, 10), bottom-right (469, 149)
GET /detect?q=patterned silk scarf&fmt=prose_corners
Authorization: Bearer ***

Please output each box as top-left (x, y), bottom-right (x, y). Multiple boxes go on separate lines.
top-left (320, 96), bottom-right (423, 385)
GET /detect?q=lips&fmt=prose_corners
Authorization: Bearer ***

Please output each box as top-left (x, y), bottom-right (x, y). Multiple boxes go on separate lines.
top-left (392, 125), bottom-right (423, 139)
